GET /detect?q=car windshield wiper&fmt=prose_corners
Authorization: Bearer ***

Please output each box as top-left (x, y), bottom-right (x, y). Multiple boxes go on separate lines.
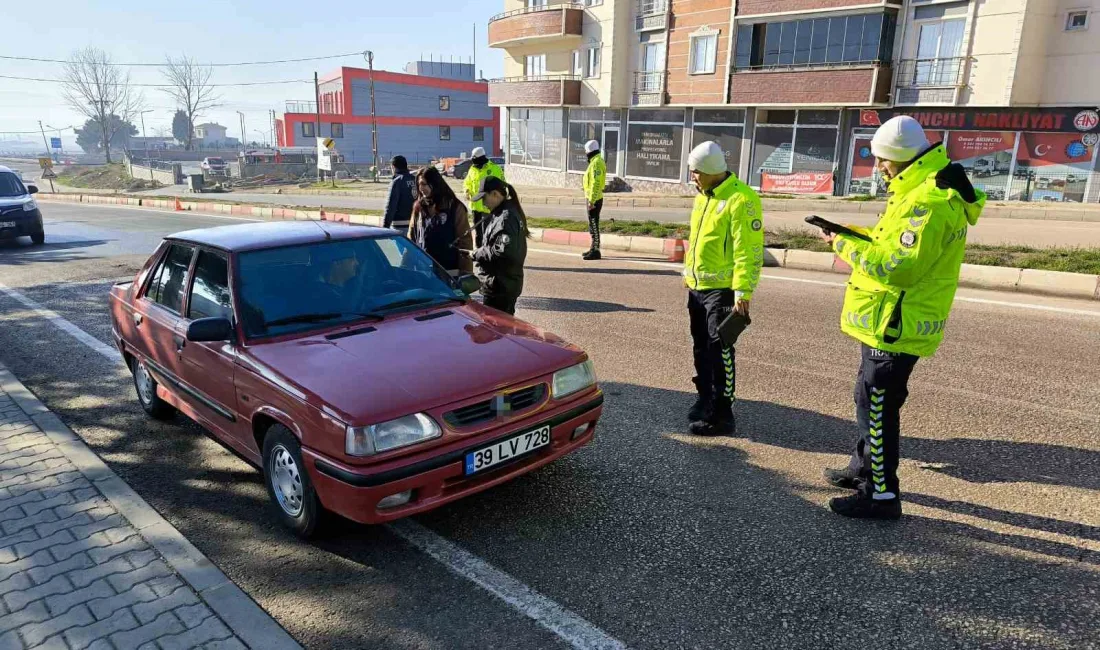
top-left (373, 296), bottom-right (464, 312)
top-left (264, 311), bottom-right (383, 328)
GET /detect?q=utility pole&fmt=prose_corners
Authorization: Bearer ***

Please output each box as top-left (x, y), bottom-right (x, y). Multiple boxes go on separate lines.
top-left (473, 23), bottom-right (477, 77)
top-left (138, 110), bottom-right (154, 182)
top-left (367, 51), bottom-right (379, 182)
top-left (314, 71), bottom-right (323, 182)
top-left (37, 121), bottom-right (50, 159)
top-left (236, 111), bottom-right (247, 149)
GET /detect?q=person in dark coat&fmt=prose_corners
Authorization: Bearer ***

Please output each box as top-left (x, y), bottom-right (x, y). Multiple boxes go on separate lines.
top-left (408, 166), bottom-right (473, 277)
top-left (383, 155), bottom-right (416, 232)
top-left (461, 176), bottom-right (528, 315)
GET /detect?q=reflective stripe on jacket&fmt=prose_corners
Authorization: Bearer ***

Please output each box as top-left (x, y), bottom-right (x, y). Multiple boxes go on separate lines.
top-left (832, 144), bottom-right (985, 357)
top-left (682, 174), bottom-right (765, 300)
top-left (464, 161), bottom-right (505, 213)
top-left (583, 154), bottom-right (606, 203)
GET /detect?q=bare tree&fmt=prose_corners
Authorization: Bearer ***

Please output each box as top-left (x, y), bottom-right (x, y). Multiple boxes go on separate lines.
top-left (60, 47), bottom-right (144, 164)
top-left (161, 56), bottom-right (220, 151)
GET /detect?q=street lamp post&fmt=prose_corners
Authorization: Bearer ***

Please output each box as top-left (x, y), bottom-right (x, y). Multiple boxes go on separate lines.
top-left (237, 111), bottom-right (247, 149)
top-left (138, 110), bottom-right (154, 182)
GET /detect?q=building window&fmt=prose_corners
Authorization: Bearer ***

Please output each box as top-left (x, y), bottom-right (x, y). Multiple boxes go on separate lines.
top-left (626, 108), bottom-right (686, 181)
top-left (525, 54), bottom-right (547, 77)
top-left (473, 126), bottom-right (485, 142)
top-left (689, 31), bottom-right (718, 74)
top-left (750, 109), bottom-right (839, 190)
top-left (568, 108), bottom-right (621, 175)
top-left (439, 96), bottom-right (450, 111)
top-left (509, 108), bottom-right (565, 169)
top-left (330, 123), bottom-right (343, 138)
top-left (584, 0), bottom-right (602, 6)
top-left (735, 12), bottom-right (895, 69)
top-left (572, 50), bottom-right (584, 77)
top-left (301, 122), bottom-right (315, 138)
top-left (585, 46), bottom-right (601, 78)
top-left (1066, 10), bottom-right (1089, 30)
top-left (439, 126), bottom-right (451, 141)
top-left (526, 0), bottom-right (547, 7)
top-left (691, 109), bottom-right (746, 174)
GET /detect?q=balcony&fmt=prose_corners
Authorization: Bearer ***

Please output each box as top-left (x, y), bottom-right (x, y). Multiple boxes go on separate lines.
top-left (632, 71), bottom-right (666, 106)
top-left (488, 3), bottom-right (585, 48)
top-left (285, 101), bottom-right (316, 114)
top-left (636, 0), bottom-right (668, 31)
top-left (487, 75), bottom-right (582, 107)
top-left (894, 57), bottom-right (969, 105)
top-left (729, 63), bottom-right (891, 105)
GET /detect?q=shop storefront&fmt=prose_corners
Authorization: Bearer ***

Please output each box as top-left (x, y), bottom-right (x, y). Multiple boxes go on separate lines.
top-left (847, 108), bottom-right (1100, 203)
top-left (750, 109), bottom-right (842, 195)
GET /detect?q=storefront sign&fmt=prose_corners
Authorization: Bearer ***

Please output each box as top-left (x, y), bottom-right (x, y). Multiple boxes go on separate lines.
top-left (761, 171), bottom-right (834, 194)
top-left (626, 123), bottom-right (683, 180)
top-left (1016, 132), bottom-right (1095, 167)
top-left (945, 131), bottom-right (1016, 162)
top-left (859, 108), bottom-right (1100, 133)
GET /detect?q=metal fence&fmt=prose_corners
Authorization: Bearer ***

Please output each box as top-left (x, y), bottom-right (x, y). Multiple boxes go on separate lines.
top-left (852, 168), bottom-right (1098, 203)
top-left (895, 57), bottom-right (968, 88)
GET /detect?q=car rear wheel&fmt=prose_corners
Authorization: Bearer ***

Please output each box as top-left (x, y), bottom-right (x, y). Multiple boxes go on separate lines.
top-left (30, 232), bottom-right (44, 245)
top-left (262, 425), bottom-right (324, 538)
top-left (130, 357), bottom-right (175, 420)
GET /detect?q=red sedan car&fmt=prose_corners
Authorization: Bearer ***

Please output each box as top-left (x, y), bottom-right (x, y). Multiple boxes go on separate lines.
top-left (109, 221), bottom-right (603, 537)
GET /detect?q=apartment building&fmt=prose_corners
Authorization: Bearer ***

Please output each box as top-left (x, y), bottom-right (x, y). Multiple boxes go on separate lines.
top-left (276, 61), bottom-right (499, 166)
top-left (489, 0), bottom-right (1100, 202)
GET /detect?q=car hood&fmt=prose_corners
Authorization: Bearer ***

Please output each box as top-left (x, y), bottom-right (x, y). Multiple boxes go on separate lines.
top-left (242, 303), bottom-right (584, 425)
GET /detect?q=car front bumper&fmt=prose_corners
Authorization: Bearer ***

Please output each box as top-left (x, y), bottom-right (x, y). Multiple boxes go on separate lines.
top-left (0, 209), bottom-right (42, 238)
top-left (303, 391), bottom-right (604, 524)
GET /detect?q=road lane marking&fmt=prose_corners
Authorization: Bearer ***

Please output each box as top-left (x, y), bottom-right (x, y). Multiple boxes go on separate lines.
top-left (389, 519), bottom-right (627, 650)
top-left (0, 279), bottom-right (630, 650)
top-left (42, 201), bottom-right (263, 222)
top-left (528, 248), bottom-right (1100, 317)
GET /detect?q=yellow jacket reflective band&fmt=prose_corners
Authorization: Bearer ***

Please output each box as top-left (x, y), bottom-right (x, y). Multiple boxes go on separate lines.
top-left (682, 173), bottom-right (765, 300)
top-left (464, 161), bottom-right (505, 214)
top-left (583, 154), bottom-right (606, 204)
top-left (832, 144), bottom-right (985, 357)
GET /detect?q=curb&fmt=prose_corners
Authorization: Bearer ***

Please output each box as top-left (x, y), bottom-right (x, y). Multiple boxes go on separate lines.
top-left (40, 193), bottom-right (1100, 300)
top-left (0, 361), bottom-right (302, 650)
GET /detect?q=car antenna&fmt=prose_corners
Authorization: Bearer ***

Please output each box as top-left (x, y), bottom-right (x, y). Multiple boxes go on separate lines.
top-left (312, 218), bottom-right (332, 240)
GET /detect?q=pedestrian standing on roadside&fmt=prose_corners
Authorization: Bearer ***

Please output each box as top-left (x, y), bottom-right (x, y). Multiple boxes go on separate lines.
top-left (820, 115), bottom-right (984, 520)
top-left (581, 139), bottom-right (606, 261)
top-left (460, 176), bottom-right (528, 315)
top-left (383, 155), bottom-right (416, 232)
top-left (463, 147), bottom-right (505, 247)
top-left (408, 165), bottom-right (473, 277)
top-left (682, 141), bottom-right (764, 437)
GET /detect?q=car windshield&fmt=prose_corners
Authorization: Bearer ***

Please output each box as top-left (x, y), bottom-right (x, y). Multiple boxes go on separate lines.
top-left (0, 172), bottom-right (28, 198)
top-left (237, 235), bottom-right (465, 338)
top-left (207, 158), bottom-right (224, 165)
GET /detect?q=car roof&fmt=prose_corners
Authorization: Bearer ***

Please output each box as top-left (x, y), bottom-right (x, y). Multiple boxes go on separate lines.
top-left (0, 166), bottom-right (13, 174)
top-left (166, 220), bottom-right (394, 253)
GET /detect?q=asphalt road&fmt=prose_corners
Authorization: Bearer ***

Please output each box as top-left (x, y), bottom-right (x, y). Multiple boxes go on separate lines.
top-left (0, 203), bottom-right (1098, 649)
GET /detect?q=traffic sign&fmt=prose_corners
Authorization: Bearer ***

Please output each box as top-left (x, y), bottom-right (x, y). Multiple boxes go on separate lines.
top-left (50, 137), bottom-right (62, 149)
top-left (317, 137), bottom-right (335, 171)
top-left (321, 137), bottom-right (336, 150)
top-left (41, 168), bottom-right (57, 179)
top-left (38, 157), bottom-right (53, 170)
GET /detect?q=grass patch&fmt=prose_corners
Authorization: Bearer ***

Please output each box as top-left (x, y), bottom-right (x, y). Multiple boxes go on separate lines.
top-left (842, 194), bottom-right (880, 202)
top-left (765, 227), bottom-right (833, 252)
top-left (57, 164), bottom-right (162, 191)
top-left (964, 244), bottom-right (1100, 275)
top-left (528, 217), bottom-right (689, 239)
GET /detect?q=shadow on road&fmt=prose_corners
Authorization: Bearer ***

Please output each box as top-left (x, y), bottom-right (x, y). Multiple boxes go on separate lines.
top-left (518, 295), bottom-right (654, 314)
top-left (0, 238), bottom-right (111, 264)
top-left (527, 264), bottom-right (681, 278)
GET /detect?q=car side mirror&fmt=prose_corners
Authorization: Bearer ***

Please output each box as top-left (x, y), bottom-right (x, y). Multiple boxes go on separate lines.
top-left (457, 274), bottom-right (481, 295)
top-left (187, 317), bottom-right (234, 342)
top-left (27, 185), bottom-right (39, 195)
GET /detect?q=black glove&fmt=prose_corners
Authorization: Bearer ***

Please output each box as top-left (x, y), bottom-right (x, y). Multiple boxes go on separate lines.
top-left (936, 163), bottom-right (978, 203)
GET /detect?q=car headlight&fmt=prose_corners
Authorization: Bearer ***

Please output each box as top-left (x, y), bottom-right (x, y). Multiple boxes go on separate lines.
top-left (346, 413), bottom-right (441, 456)
top-left (23, 199), bottom-right (37, 212)
top-left (552, 360), bottom-right (596, 399)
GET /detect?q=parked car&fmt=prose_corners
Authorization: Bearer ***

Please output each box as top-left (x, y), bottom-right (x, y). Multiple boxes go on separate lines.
top-left (452, 156), bottom-right (506, 180)
top-left (109, 222), bottom-right (603, 537)
top-left (200, 157), bottom-right (228, 177)
top-left (0, 165), bottom-right (44, 245)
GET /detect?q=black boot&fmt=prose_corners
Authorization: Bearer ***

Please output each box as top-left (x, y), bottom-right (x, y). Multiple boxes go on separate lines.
top-left (829, 493), bottom-right (902, 520)
top-left (688, 396), bottom-right (709, 422)
top-left (582, 248), bottom-right (602, 261)
top-left (824, 468), bottom-right (864, 490)
top-left (688, 417), bottom-right (735, 437)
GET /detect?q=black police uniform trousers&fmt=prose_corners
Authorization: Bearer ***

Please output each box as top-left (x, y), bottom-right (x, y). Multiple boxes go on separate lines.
top-left (687, 288), bottom-right (736, 421)
top-left (846, 344), bottom-right (919, 499)
top-left (482, 293), bottom-right (518, 316)
top-left (587, 199), bottom-right (603, 250)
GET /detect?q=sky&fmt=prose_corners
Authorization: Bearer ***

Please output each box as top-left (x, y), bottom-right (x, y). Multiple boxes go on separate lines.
top-left (0, 0), bottom-right (503, 151)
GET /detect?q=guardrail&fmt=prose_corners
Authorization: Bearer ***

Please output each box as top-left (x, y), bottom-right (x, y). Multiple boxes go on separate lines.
top-left (894, 57), bottom-right (968, 87)
top-left (489, 74), bottom-right (581, 83)
top-left (489, 2), bottom-right (584, 22)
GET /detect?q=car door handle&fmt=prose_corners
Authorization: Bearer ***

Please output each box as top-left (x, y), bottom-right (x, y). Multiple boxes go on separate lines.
top-left (173, 335), bottom-right (186, 352)
top-left (132, 313), bottom-right (143, 326)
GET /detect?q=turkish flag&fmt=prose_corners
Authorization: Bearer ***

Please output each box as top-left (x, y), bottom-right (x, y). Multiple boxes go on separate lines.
top-left (1016, 132), bottom-right (1094, 166)
top-left (860, 110), bottom-right (882, 127)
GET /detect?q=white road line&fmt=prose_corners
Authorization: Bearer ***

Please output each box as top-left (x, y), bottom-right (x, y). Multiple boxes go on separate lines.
top-left (42, 199), bottom-right (263, 222)
top-left (528, 247), bottom-right (1100, 317)
top-left (0, 278), bottom-right (630, 650)
top-left (389, 519), bottom-right (627, 650)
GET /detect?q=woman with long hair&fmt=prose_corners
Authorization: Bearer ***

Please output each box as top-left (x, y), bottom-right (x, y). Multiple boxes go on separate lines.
top-left (408, 165), bottom-right (473, 276)
top-left (461, 176), bottom-right (529, 315)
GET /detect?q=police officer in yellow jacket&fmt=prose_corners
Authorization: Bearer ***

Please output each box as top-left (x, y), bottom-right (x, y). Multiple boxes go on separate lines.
top-left (683, 141), bottom-right (764, 436)
top-left (581, 139), bottom-right (607, 261)
top-left (822, 116), bottom-right (984, 519)
top-left (464, 147), bottom-right (505, 247)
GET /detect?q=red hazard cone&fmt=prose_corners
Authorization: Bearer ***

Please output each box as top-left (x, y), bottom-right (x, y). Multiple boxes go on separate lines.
top-left (174, 198), bottom-right (183, 212)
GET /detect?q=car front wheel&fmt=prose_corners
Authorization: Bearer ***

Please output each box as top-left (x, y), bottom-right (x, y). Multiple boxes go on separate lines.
top-left (30, 231), bottom-right (44, 245)
top-left (130, 357), bottom-right (174, 420)
top-left (262, 425), bottom-right (324, 538)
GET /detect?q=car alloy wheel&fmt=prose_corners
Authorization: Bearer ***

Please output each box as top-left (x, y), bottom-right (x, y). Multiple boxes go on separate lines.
top-left (270, 444), bottom-right (304, 517)
top-left (134, 360), bottom-right (156, 406)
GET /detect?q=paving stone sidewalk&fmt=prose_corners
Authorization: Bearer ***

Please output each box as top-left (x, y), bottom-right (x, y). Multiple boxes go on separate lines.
top-left (0, 366), bottom-right (300, 650)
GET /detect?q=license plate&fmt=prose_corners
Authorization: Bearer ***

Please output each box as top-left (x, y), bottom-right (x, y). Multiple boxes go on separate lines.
top-left (465, 425), bottom-right (551, 475)
top-left (0, 222), bottom-right (15, 229)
